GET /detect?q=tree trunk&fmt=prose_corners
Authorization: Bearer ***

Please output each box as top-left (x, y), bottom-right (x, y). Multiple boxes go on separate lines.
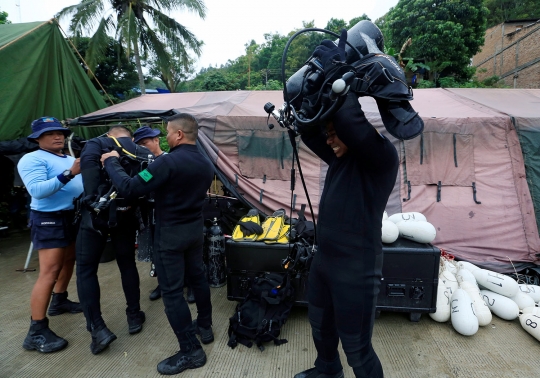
top-left (160, 73), bottom-right (173, 92)
top-left (133, 42), bottom-right (146, 95)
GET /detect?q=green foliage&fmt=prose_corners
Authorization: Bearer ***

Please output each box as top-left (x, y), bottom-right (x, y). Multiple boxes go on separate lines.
top-left (384, 0), bottom-right (489, 82)
top-left (159, 138), bottom-right (170, 153)
top-left (251, 80), bottom-right (283, 90)
top-left (417, 80), bottom-right (436, 88)
top-left (200, 70), bottom-right (240, 91)
top-left (148, 50), bottom-right (196, 92)
top-left (73, 37), bottom-right (140, 102)
top-left (437, 77), bottom-right (461, 88)
top-left (420, 73), bottom-right (507, 88)
top-left (481, 75), bottom-right (506, 87)
top-left (57, 0), bottom-right (206, 94)
top-left (405, 59), bottom-right (431, 72)
top-left (188, 16), bottom-right (376, 92)
top-left (325, 18), bottom-right (348, 34)
top-left (0, 8), bottom-right (11, 24)
top-left (484, 0), bottom-right (540, 28)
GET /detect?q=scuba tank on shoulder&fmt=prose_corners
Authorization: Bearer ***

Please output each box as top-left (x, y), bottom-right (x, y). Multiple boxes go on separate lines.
top-left (84, 135), bottom-right (154, 230)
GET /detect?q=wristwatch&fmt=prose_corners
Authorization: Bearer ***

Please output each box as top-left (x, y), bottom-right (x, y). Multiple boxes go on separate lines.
top-left (62, 169), bottom-right (75, 181)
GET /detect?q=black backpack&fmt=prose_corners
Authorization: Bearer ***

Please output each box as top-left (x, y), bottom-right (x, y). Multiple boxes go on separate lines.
top-left (84, 136), bottom-right (153, 229)
top-left (227, 272), bottom-right (295, 351)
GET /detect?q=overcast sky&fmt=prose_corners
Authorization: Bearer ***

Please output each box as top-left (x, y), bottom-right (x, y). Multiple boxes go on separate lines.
top-left (2, 0), bottom-right (399, 71)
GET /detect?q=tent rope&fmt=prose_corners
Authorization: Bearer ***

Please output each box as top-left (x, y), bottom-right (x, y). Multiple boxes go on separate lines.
top-left (54, 19), bottom-right (115, 106)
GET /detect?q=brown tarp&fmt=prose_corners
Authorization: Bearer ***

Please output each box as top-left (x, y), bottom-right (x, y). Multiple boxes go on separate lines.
top-left (446, 88), bottom-right (540, 238)
top-left (72, 89), bottom-right (540, 272)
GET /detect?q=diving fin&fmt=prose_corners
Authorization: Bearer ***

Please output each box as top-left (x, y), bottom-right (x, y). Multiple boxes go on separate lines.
top-left (265, 224), bottom-right (291, 245)
top-left (257, 209), bottom-right (286, 242)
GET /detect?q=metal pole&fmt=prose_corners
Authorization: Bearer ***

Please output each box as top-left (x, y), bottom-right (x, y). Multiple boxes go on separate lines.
top-left (16, 242), bottom-right (36, 272)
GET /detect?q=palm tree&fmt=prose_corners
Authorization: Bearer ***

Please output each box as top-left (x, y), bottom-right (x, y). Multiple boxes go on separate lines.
top-left (57, 0), bottom-right (206, 94)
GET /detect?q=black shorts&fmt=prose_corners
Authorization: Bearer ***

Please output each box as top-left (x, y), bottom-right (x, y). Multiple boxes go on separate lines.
top-left (30, 210), bottom-right (77, 250)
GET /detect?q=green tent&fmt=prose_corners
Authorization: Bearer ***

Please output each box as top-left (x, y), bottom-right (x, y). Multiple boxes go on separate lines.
top-left (0, 19), bottom-right (107, 142)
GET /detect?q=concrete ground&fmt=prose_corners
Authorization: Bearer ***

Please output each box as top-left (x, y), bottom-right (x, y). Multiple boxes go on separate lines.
top-left (1, 230), bottom-right (539, 378)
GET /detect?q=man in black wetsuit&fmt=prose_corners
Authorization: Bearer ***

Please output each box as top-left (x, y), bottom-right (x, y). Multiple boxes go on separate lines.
top-left (76, 126), bottom-right (150, 355)
top-left (294, 93), bottom-right (399, 378)
top-left (101, 113), bottom-right (214, 375)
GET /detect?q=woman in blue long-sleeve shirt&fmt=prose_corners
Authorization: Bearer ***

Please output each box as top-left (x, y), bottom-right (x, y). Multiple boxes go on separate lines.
top-left (17, 117), bottom-right (83, 353)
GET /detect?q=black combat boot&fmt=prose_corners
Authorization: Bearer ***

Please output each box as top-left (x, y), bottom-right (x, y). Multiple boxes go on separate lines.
top-left (127, 310), bottom-right (146, 334)
top-left (149, 285), bottom-right (161, 301)
top-left (192, 319), bottom-right (214, 344)
top-left (186, 286), bottom-right (195, 304)
top-left (47, 291), bottom-right (82, 316)
top-left (22, 317), bottom-right (68, 353)
top-left (157, 331), bottom-right (206, 375)
top-left (90, 324), bottom-right (117, 355)
top-left (294, 368), bottom-right (344, 378)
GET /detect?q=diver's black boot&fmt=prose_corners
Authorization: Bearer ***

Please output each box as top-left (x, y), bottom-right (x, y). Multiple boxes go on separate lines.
top-left (47, 291), bottom-right (82, 316)
top-left (127, 310), bottom-right (146, 334)
top-left (157, 347), bottom-right (206, 375)
top-left (22, 317), bottom-right (68, 353)
top-left (186, 286), bottom-right (195, 304)
top-left (157, 331), bottom-right (206, 375)
top-left (192, 319), bottom-right (214, 344)
top-left (149, 285), bottom-right (161, 301)
top-left (90, 324), bottom-right (117, 355)
top-left (293, 368), bottom-right (344, 378)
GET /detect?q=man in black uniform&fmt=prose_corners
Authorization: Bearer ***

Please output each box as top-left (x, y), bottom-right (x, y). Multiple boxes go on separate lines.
top-left (101, 113), bottom-right (214, 375)
top-left (76, 126), bottom-right (149, 355)
top-left (294, 93), bottom-right (399, 378)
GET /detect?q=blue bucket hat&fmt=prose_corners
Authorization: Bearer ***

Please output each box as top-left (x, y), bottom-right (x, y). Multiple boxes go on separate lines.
top-left (133, 125), bottom-right (161, 144)
top-left (27, 116), bottom-right (71, 142)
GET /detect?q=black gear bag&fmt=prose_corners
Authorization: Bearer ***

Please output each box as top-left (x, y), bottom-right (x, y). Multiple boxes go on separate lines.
top-left (227, 272), bottom-right (295, 351)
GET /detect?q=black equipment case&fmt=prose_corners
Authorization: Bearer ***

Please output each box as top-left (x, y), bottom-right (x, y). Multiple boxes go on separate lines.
top-left (226, 240), bottom-right (309, 305)
top-left (376, 238), bottom-right (440, 321)
top-left (226, 237), bottom-right (440, 321)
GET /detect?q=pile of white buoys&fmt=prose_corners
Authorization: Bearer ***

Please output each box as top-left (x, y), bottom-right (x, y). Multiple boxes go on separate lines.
top-left (382, 211), bottom-right (436, 244)
top-left (431, 256), bottom-right (540, 341)
top-left (520, 307), bottom-right (540, 341)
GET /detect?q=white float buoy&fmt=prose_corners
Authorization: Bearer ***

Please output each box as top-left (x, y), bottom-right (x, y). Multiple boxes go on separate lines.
top-left (450, 289), bottom-right (479, 336)
top-left (460, 281), bottom-right (492, 326)
top-left (442, 265), bottom-right (458, 282)
top-left (522, 306), bottom-right (540, 316)
top-left (430, 277), bottom-right (451, 322)
top-left (472, 269), bottom-right (519, 297)
top-left (480, 290), bottom-right (520, 320)
top-left (388, 212), bottom-right (427, 224)
top-left (456, 268), bottom-right (478, 286)
top-left (509, 290), bottom-right (537, 310)
top-left (439, 270), bottom-right (459, 297)
top-left (518, 284), bottom-right (540, 302)
top-left (381, 220), bottom-right (399, 244)
top-left (457, 261), bottom-right (481, 272)
top-left (396, 220), bottom-right (436, 244)
top-left (519, 312), bottom-right (540, 342)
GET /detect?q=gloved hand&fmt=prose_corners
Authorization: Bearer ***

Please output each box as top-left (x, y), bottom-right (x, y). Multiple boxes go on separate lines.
top-left (312, 29), bottom-right (348, 72)
top-left (238, 221), bottom-right (263, 236)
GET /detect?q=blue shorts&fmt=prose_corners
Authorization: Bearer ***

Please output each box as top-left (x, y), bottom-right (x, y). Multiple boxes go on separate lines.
top-left (30, 210), bottom-right (77, 250)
